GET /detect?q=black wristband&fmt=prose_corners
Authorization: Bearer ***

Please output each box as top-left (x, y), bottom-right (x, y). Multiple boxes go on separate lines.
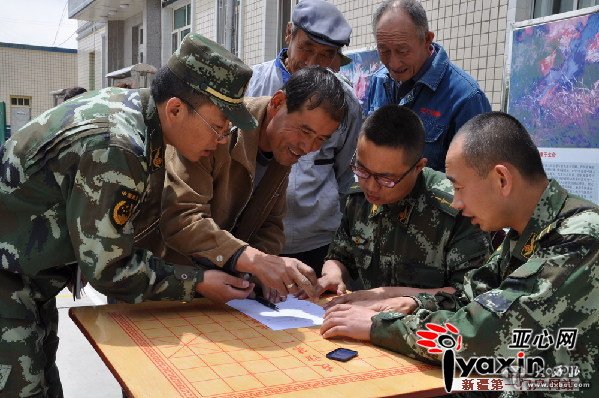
top-left (223, 245), bottom-right (248, 273)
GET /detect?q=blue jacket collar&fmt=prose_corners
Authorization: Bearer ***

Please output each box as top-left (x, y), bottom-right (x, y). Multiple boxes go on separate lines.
top-left (275, 48), bottom-right (292, 84)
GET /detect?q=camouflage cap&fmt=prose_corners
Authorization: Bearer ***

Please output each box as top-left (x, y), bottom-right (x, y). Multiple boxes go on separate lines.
top-left (167, 33), bottom-right (257, 130)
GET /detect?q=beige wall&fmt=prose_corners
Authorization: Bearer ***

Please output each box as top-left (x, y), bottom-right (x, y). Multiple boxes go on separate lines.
top-left (0, 44), bottom-right (78, 125)
top-left (77, 23), bottom-right (106, 90)
top-left (325, 0), bottom-right (510, 111)
top-left (238, 0), bottom-right (512, 111)
top-left (72, 0), bottom-right (519, 111)
top-left (241, 0), bottom-right (269, 65)
top-left (194, 0), bottom-right (217, 39)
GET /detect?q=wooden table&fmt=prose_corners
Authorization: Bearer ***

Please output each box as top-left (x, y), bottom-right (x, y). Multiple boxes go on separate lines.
top-left (70, 299), bottom-right (446, 398)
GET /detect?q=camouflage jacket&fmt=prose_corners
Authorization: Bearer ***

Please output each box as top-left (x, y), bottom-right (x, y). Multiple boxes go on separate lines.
top-left (370, 180), bottom-right (599, 397)
top-left (0, 88), bottom-right (202, 318)
top-left (326, 168), bottom-right (491, 290)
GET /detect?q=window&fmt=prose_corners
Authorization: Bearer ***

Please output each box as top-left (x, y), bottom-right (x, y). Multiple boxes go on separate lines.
top-left (10, 97), bottom-right (31, 106)
top-left (172, 3), bottom-right (191, 53)
top-left (89, 52), bottom-right (96, 90)
top-left (132, 25), bottom-right (144, 64)
top-left (217, 0), bottom-right (241, 56)
top-left (278, 0), bottom-right (297, 52)
top-left (533, 0), bottom-right (598, 18)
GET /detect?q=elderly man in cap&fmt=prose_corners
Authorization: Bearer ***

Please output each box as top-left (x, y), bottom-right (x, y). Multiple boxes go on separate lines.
top-left (246, 0), bottom-right (363, 276)
top-left (0, 33), bottom-right (256, 397)
top-left (365, 0), bottom-right (491, 172)
top-left (159, 66), bottom-right (347, 303)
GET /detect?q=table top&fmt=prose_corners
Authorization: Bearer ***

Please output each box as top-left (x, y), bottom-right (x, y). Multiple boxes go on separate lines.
top-left (70, 299), bottom-right (446, 398)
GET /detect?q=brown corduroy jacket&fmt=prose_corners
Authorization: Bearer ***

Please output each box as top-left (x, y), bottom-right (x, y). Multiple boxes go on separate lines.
top-left (158, 96), bottom-right (290, 269)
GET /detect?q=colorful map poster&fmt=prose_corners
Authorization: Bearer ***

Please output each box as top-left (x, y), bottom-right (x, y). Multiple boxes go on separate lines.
top-left (339, 49), bottom-right (382, 116)
top-left (508, 11), bottom-right (599, 203)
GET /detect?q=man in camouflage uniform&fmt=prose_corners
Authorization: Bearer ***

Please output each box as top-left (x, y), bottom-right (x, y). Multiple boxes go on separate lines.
top-left (316, 105), bottom-right (491, 304)
top-left (321, 112), bottom-right (599, 397)
top-left (0, 34), bottom-right (314, 398)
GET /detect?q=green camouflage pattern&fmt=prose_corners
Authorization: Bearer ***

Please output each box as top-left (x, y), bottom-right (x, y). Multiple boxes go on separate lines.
top-left (0, 87), bottom-right (202, 396)
top-left (167, 33), bottom-right (256, 130)
top-left (326, 168), bottom-right (492, 290)
top-left (370, 180), bottom-right (599, 397)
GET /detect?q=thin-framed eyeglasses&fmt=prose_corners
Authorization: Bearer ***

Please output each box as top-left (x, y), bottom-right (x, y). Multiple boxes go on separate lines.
top-left (178, 97), bottom-right (232, 141)
top-left (351, 157), bottom-right (421, 188)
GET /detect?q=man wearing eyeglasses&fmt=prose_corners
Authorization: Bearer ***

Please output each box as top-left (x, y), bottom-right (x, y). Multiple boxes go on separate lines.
top-left (320, 113), bottom-right (599, 393)
top-left (158, 66), bottom-right (347, 303)
top-left (0, 33), bottom-right (257, 397)
top-left (315, 105), bottom-right (491, 311)
top-left (245, 0), bottom-right (362, 278)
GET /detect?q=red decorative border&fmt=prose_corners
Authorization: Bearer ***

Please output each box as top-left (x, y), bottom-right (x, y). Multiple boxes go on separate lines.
top-left (110, 312), bottom-right (435, 398)
top-left (112, 313), bottom-right (198, 398)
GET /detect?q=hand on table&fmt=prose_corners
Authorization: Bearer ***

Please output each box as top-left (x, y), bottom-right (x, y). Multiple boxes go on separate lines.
top-left (320, 304), bottom-right (376, 341)
top-left (261, 285), bottom-right (286, 303)
top-left (365, 296), bottom-right (419, 314)
top-left (323, 287), bottom-right (387, 309)
top-left (195, 270), bottom-right (255, 303)
top-left (238, 248), bottom-right (318, 299)
top-left (295, 272), bottom-right (347, 301)
top-left (315, 273), bottom-right (347, 297)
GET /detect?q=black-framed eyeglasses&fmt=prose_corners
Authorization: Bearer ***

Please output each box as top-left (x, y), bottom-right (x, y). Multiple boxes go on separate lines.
top-left (351, 158), bottom-right (421, 188)
top-left (178, 97), bottom-right (233, 141)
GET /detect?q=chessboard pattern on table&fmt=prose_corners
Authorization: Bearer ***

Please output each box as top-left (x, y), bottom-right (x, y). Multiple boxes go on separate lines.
top-left (109, 301), bottom-right (436, 398)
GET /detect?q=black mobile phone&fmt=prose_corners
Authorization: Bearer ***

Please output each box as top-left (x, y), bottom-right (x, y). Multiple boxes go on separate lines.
top-left (326, 347), bottom-right (358, 362)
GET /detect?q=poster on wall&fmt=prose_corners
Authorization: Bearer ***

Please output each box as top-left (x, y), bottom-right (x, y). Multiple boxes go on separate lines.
top-left (508, 11), bottom-right (599, 203)
top-left (339, 49), bottom-right (382, 115)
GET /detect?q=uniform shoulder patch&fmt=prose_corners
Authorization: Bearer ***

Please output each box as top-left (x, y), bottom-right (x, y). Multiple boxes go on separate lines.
top-left (423, 169), bottom-right (458, 216)
top-left (430, 188), bottom-right (458, 217)
top-left (111, 189), bottom-right (140, 229)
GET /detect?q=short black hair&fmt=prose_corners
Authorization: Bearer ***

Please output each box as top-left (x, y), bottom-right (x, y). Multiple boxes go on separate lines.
top-left (150, 66), bottom-right (211, 109)
top-left (282, 65), bottom-right (346, 123)
top-left (372, 0), bottom-right (429, 39)
top-left (456, 112), bottom-right (547, 180)
top-left (63, 87), bottom-right (87, 101)
top-left (361, 104), bottom-right (424, 164)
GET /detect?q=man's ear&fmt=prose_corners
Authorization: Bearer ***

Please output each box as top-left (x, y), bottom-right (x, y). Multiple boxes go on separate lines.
top-left (493, 164), bottom-right (513, 197)
top-left (416, 157), bottom-right (428, 172)
top-left (424, 31), bottom-right (435, 47)
top-left (284, 22), bottom-right (294, 45)
top-left (164, 97), bottom-right (185, 121)
top-left (268, 91), bottom-right (287, 114)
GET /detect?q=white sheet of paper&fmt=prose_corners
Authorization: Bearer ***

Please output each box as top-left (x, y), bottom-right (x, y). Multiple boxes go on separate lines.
top-left (227, 296), bottom-right (325, 330)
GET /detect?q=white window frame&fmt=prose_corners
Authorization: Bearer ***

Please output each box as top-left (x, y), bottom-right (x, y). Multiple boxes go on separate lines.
top-left (216, 0), bottom-right (242, 56)
top-left (533, 0), bottom-right (599, 18)
top-left (171, 1), bottom-right (192, 54)
top-left (10, 96), bottom-right (31, 107)
top-left (277, 0), bottom-right (297, 53)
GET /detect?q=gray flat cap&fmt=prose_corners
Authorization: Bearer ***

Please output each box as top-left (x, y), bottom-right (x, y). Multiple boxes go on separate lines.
top-left (292, 0), bottom-right (351, 47)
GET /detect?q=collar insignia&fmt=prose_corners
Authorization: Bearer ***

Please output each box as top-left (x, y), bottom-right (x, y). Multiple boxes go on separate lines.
top-left (521, 233), bottom-right (538, 258)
